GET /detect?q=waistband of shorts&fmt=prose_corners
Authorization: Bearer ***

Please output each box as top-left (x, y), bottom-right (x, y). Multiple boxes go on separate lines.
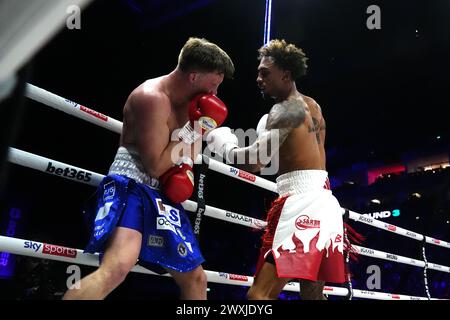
top-left (108, 146), bottom-right (160, 190)
top-left (276, 169), bottom-right (328, 196)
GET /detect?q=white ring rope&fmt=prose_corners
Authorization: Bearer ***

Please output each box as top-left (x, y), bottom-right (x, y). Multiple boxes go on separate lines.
top-left (0, 235), bottom-right (440, 300)
top-left (8, 83), bottom-right (447, 299)
top-left (7, 147), bottom-right (266, 230)
top-left (6, 147), bottom-right (450, 275)
top-left (25, 83), bottom-right (123, 134)
top-left (354, 245), bottom-right (450, 273)
top-left (23, 83), bottom-right (450, 250)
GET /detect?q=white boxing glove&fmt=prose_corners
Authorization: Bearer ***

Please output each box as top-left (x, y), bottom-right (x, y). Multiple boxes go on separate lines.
top-left (256, 114), bottom-right (269, 137)
top-left (205, 127), bottom-right (238, 162)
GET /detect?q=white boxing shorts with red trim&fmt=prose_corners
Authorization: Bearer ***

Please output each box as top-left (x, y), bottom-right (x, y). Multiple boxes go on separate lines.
top-left (255, 170), bottom-right (345, 283)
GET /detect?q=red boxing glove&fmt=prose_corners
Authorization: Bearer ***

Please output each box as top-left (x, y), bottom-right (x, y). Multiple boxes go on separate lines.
top-left (179, 94), bottom-right (228, 143)
top-left (189, 94), bottom-right (228, 133)
top-left (160, 157), bottom-right (194, 203)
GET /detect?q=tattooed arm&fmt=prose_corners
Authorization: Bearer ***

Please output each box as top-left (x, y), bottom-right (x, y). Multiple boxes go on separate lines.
top-left (228, 99), bottom-right (307, 172)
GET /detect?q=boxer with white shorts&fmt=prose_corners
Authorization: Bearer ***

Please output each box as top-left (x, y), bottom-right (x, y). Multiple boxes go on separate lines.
top-left (207, 39), bottom-right (345, 300)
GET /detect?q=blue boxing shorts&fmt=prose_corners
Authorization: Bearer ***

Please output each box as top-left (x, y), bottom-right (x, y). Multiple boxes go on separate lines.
top-left (84, 174), bottom-right (204, 273)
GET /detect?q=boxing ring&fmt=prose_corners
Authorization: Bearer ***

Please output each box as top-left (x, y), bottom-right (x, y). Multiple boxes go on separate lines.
top-left (1, 83), bottom-right (449, 300)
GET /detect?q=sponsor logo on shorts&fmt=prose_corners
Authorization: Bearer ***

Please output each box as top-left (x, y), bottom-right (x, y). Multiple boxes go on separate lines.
top-left (229, 274), bottom-right (248, 282)
top-left (42, 244), bottom-right (77, 258)
top-left (45, 162), bottom-right (92, 182)
top-left (324, 286), bottom-right (334, 291)
top-left (24, 241), bottom-right (42, 252)
top-left (156, 217), bottom-right (177, 233)
top-left (94, 202), bottom-right (112, 222)
top-left (79, 105), bottom-right (108, 121)
top-left (391, 294), bottom-right (400, 299)
top-left (177, 243), bottom-right (187, 257)
top-left (103, 181), bottom-right (115, 202)
top-left (156, 199), bottom-right (181, 228)
top-left (147, 235), bottom-right (164, 248)
top-left (295, 215), bottom-right (320, 230)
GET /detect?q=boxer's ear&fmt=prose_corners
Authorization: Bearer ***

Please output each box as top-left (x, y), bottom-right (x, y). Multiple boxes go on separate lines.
top-left (189, 72), bottom-right (198, 83)
top-left (282, 70), bottom-right (292, 82)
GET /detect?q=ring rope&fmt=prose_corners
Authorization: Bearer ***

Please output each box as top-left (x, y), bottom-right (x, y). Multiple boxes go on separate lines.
top-left (8, 83), bottom-right (447, 299)
top-left (23, 83), bottom-right (450, 249)
top-left (7, 147), bottom-right (266, 230)
top-left (6, 147), bottom-right (450, 276)
top-left (0, 235), bottom-right (441, 300)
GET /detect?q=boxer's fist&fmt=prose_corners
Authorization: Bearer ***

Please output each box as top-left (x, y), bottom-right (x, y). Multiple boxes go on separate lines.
top-left (160, 157), bottom-right (194, 203)
top-left (206, 127), bottom-right (238, 162)
top-left (189, 94), bottom-right (228, 132)
top-left (179, 94), bottom-right (228, 143)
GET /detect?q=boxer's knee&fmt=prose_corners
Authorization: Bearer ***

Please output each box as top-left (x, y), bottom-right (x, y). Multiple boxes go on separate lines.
top-left (174, 267), bottom-right (207, 291)
top-left (98, 259), bottom-right (133, 287)
top-left (189, 268), bottom-right (207, 289)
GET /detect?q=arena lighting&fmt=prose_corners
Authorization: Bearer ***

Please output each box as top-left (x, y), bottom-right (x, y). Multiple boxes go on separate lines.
top-left (411, 193), bottom-right (422, 199)
top-left (263, 0), bottom-right (272, 45)
top-left (370, 199), bottom-right (381, 204)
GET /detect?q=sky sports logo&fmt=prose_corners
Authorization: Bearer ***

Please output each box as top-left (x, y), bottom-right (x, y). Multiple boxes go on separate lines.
top-left (24, 241), bottom-right (77, 258)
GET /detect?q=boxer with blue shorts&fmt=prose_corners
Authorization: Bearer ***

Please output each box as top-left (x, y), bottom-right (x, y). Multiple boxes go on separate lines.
top-left (84, 170), bottom-right (204, 274)
top-left (62, 37), bottom-right (234, 300)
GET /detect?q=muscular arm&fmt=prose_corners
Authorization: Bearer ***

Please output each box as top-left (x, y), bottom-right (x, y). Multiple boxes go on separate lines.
top-left (131, 91), bottom-right (189, 178)
top-left (229, 99), bottom-right (306, 172)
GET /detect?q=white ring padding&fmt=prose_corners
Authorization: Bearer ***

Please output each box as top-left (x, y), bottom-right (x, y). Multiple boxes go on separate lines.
top-left (7, 147), bottom-right (266, 230)
top-left (25, 84), bottom-right (123, 134)
top-left (8, 147), bottom-right (104, 187)
top-left (347, 209), bottom-right (450, 249)
top-left (0, 235), bottom-right (441, 300)
top-left (6, 147), bottom-right (450, 276)
top-left (22, 84), bottom-right (450, 249)
top-left (354, 245), bottom-right (450, 273)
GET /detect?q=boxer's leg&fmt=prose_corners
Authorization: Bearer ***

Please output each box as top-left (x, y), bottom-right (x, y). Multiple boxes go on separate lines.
top-left (247, 253), bottom-right (291, 300)
top-left (63, 227), bottom-right (142, 300)
top-left (168, 265), bottom-right (208, 300)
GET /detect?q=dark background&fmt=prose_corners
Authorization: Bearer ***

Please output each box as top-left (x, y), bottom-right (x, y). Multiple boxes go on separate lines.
top-left (1, 0), bottom-right (449, 299)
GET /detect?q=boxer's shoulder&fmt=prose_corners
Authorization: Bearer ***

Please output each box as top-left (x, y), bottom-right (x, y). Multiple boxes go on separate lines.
top-left (267, 99), bottom-right (306, 129)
